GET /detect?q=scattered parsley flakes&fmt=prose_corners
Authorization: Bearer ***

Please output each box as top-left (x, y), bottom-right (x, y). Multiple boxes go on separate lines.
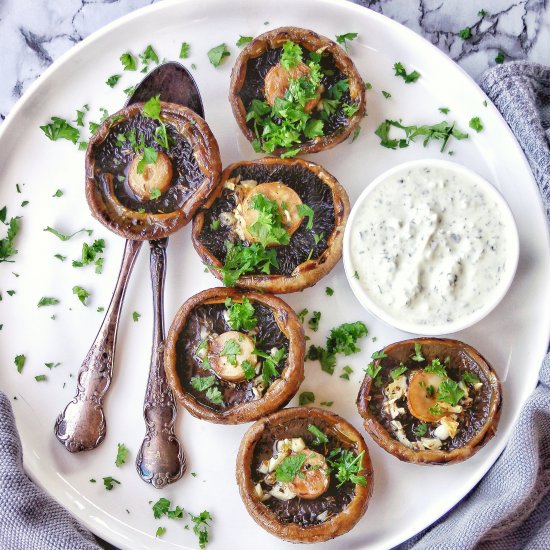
top-left (35, 375), bottom-right (47, 382)
top-left (326, 287), bottom-right (334, 296)
top-left (132, 311), bottom-right (141, 322)
top-left (72, 286), bottom-right (91, 306)
top-left (276, 453), bottom-right (307, 482)
top-left (72, 239), bottom-right (105, 273)
top-left (37, 297), bottom-right (59, 307)
top-left (340, 365), bottom-right (353, 380)
top-left (120, 52), bottom-right (137, 71)
top-left (52, 189), bottom-right (64, 197)
top-left (139, 44), bottom-right (159, 70)
top-left (458, 27), bottom-right (472, 40)
top-left (45, 362), bottom-right (60, 369)
top-left (210, 219), bottom-right (220, 231)
top-left (320, 401), bottom-right (334, 407)
top-left (393, 62), bottom-right (421, 83)
top-left (102, 476), bottom-right (120, 490)
top-left (424, 358), bottom-right (447, 378)
top-left (297, 308), bottom-right (308, 323)
top-left (495, 50), bottom-right (505, 64)
top-left (335, 32), bottom-right (358, 52)
top-left (469, 116), bottom-right (484, 132)
top-left (106, 74), bottom-right (121, 88)
top-left (296, 203), bottom-right (314, 230)
top-left (299, 391), bottom-right (315, 406)
top-left (415, 423), bottom-right (428, 437)
top-left (207, 43), bottom-right (230, 67)
top-left (44, 226), bottom-right (93, 241)
top-left (308, 424), bottom-right (328, 445)
top-left (40, 117), bottom-right (80, 144)
top-left (190, 510), bottom-right (212, 549)
top-left (191, 375), bottom-right (216, 392)
top-left (437, 379), bottom-right (465, 406)
top-left (226, 296), bottom-right (257, 331)
top-left (439, 107), bottom-right (450, 114)
top-left (308, 311), bottom-right (321, 332)
top-left (236, 35), bottom-right (253, 47)
top-left (411, 343), bottom-right (424, 362)
top-left (15, 354), bottom-right (26, 373)
top-left (115, 443), bottom-right (128, 467)
top-left (327, 448), bottom-right (367, 487)
top-left (390, 365), bottom-right (408, 379)
top-left (381, 90), bottom-right (391, 99)
top-left (478, 9), bottom-right (488, 17)
top-left (156, 527), bottom-right (166, 538)
top-left (462, 371), bottom-right (481, 385)
top-left (1, 213), bottom-right (21, 263)
top-left (180, 42), bottom-right (190, 59)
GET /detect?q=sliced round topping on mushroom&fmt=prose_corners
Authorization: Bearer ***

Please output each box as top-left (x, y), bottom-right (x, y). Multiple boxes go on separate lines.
top-left (128, 150), bottom-right (173, 201)
top-left (209, 330), bottom-right (257, 382)
top-left (288, 449), bottom-right (330, 500)
top-left (407, 369), bottom-right (445, 422)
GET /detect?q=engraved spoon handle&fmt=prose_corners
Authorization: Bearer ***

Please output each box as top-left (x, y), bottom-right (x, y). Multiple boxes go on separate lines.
top-left (54, 239), bottom-right (143, 452)
top-left (136, 238), bottom-right (185, 487)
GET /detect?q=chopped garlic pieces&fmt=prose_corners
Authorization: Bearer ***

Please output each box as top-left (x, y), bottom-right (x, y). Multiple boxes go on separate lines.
top-left (384, 375), bottom-right (407, 400)
top-left (421, 437), bottom-right (443, 451)
top-left (269, 482), bottom-right (296, 501)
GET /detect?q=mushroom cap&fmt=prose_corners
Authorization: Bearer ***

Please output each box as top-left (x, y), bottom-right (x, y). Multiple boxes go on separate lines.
top-left (85, 101), bottom-right (221, 240)
top-left (236, 407), bottom-right (373, 543)
top-left (229, 26), bottom-right (365, 156)
top-left (356, 338), bottom-right (502, 465)
top-left (164, 287), bottom-right (305, 424)
top-left (192, 157), bottom-right (350, 293)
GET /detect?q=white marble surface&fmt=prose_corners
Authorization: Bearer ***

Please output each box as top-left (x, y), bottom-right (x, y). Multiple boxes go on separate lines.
top-left (0, 0), bottom-right (549, 123)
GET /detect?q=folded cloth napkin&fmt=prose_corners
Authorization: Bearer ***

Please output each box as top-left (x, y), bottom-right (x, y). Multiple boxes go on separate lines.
top-left (1, 61), bottom-right (549, 550)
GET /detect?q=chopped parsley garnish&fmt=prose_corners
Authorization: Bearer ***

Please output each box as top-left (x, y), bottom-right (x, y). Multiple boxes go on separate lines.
top-left (462, 371), bottom-right (481, 385)
top-left (40, 117), bottom-right (80, 144)
top-left (236, 35), bottom-right (253, 47)
top-left (255, 347), bottom-right (286, 387)
top-left (299, 391), bottom-right (315, 406)
top-left (44, 226), bottom-right (93, 241)
top-left (414, 423), bottom-right (428, 437)
top-left (371, 350), bottom-right (387, 360)
top-left (45, 362), bottom-right (60, 369)
top-left (424, 358), bottom-right (447, 377)
top-left (149, 187), bottom-right (162, 200)
top-left (436, 379), bottom-right (465, 406)
top-left (353, 270), bottom-right (359, 279)
top-left (37, 297), bottom-right (59, 307)
top-left (393, 62), bottom-right (421, 83)
top-left (0, 211), bottom-right (20, 264)
top-left (103, 476), bottom-right (120, 490)
top-left (139, 45), bottom-right (159, 70)
top-left (225, 296), bottom-right (257, 330)
top-left (210, 219), bottom-right (220, 230)
top-left (115, 443), bottom-right (128, 467)
top-left (307, 345), bottom-right (337, 375)
top-left (205, 387), bottom-right (223, 405)
top-left (327, 449), bottom-right (367, 487)
top-left (320, 401), bottom-right (334, 407)
top-left (106, 74), bottom-right (121, 87)
top-left (308, 424), bottom-right (328, 445)
top-left (439, 107), bottom-right (450, 114)
top-left (390, 365), bottom-right (408, 380)
top-left (280, 40), bottom-right (302, 69)
top-left (152, 497), bottom-right (184, 519)
top-left (325, 287), bottom-right (334, 296)
top-left (72, 286), bottom-right (91, 306)
top-left (190, 510), bottom-right (212, 549)
top-left (296, 203), bottom-right (314, 230)
top-left (247, 193), bottom-right (290, 246)
top-left (458, 27), bottom-right (472, 40)
top-left (495, 50), bottom-right (505, 64)
top-left (428, 403), bottom-right (443, 416)
top-left (132, 311), bottom-right (141, 322)
top-left (156, 527), bottom-right (166, 538)
top-left (15, 354), bottom-right (25, 374)
top-left (220, 338), bottom-right (241, 365)
top-left (381, 90), bottom-right (391, 99)
top-left (340, 365), bottom-right (353, 380)
top-left (365, 361), bottom-right (381, 380)
top-left (411, 343), bottom-right (425, 362)
top-left (335, 32), bottom-right (358, 51)
top-left (478, 9), bottom-right (488, 17)
top-left (120, 52), bottom-right (137, 71)
top-left (308, 311), bottom-right (321, 332)
top-left (72, 239), bottom-right (105, 273)
top-left (179, 42), bottom-right (190, 59)
top-left (350, 125), bottom-right (361, 142)
top-left (469, 116), bottom-right (484, 132)
top-left (142, 95), bottom-right (170, 151)
top-left (52, 189), bottom-right (64, 197)
top-left (217, 241), bottom-right (278, 287)
top-left (207, 43), bottom-right (230, 67)
top-left (297, 308), bottom-right (308, 323)
top-left (191, 375), bottom-right (216, 392)
top-left (276, 453), bottom-right (307, 482)
top-left (375, 119), bottom-right (468, 152)
top-left (35, 375), bottom-right (47, 382)
top-left (241, 360), bottom-right (256, 380)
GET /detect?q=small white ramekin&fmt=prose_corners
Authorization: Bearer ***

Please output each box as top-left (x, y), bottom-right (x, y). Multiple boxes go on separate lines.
top-left (342, 159), bottom-right (520, 335)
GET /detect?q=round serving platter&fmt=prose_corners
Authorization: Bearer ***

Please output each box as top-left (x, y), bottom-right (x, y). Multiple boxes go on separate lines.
top-left (0, 0), bottom-right (549, 549)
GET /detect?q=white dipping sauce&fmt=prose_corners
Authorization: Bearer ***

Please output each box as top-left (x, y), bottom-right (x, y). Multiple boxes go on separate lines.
top-left (350, 164), bottom-right (514, 326)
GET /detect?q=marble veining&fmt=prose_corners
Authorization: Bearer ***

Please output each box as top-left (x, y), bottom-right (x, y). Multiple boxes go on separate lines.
top-left (0, 0), bottom-right (549, 122)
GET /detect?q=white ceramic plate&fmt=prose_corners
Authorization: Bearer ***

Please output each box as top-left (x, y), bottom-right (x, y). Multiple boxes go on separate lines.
top-left (0, 1), bottom-right (549, 549)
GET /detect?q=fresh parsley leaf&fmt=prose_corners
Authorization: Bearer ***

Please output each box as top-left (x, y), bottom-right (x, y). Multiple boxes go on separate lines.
top-left (149, 187), bottom-right (162, 200)
top-left (220, 338), bottom-right (241, 365)
top-left (52, 189), bottom-right (64, 197)
top-left (236, 35), bottom-right (253, 47)
top-left (276, 453), bottom-right (307, 482)
top-left (429, 403), bottom-right (443, 416)
top-left (35, 375), bottom-right (47, 382)
top-left (320, 401), bottom-right (334, 407)
top-left (382, 90), bottom-right (391, 99)
top-left (103, 476), bottom-right (120, 490)
top-left (207, 43), bottom-right (230, 67)
top-left (120, 52), bottom-right (137, 71)
top-left (411, 343), bottom-right (424, 362)
top-left (478, 9), bottom-right (488, 17)
top-left (132, 311), bottom-right (141, 322)
top-left (424, 358), bottom-right (447, 377)
top-left (15, 354), bottom-right (26, 374)
top-left (299, 391), bottom-right (315, 406)
top-left (190, 376), bottom-right (216, 392)
top-left (393, 62), bottom-right (421, 83)
top-left (241, 360), bottom-right (256, 380)
top-left (248, 192), bottom-right (290, 246)
top-left (495, 50), bottom-right (505, 64)
top-left (308, 424), bottom-right (328, 445)
top-left (458, 27), bottom-right (472, 40)
top-left (205, 386), bottom-right (223, 405)
top-left (415, 423), bottom-right (428, 437)
top-left (136, 146), bottom-right (158, 175)
top-left (340, 365), bottom-right (353, 380)
top-left (469, 116), bottom-right (484, 132)
top-left (152, 498), bottom-right (171, 518)
top-left (280, 40), bottom-right (302, 69)
top-left (296, 203), bottom-right (314, 230)
top-left (307, 345), bottom-right (337, 375)
top-left (436, 379), bottom-right (465, 406)
top-left (390, 365), bottom-right (408, 379)
top-left (462, 371), bottom-right (481, 385)
top-left (226, 296), bottom-right (257, 331)
top-left (156, 527), bottom-right (166, 538)
top-left (209, 219), bottom-right (221, 231)
top-left (142, 94), bottom-right (162, 119)
top-left (115, 443), bottom-right (128, 467)
top-left (327, 449), bottom-right (366, 487)
top-left (255, 347), bottom-right (286, 387)
top-left (0, 215), bottom-right (20, 263)
top-left (72, 286), bottom-right (90, 306)
top-left (335, 32), bottom-right (358, 51)
top-left (72, 239), bottom-right (105, 271)
top-left (140, 45), bottom-right (159, 69)
top-left (40, 117), bottom-right (80, 144)
top-left (325, 287), bottom-right (334, 296)
top-left (365, 361), bottom-right (381, 380)
top-left (439, 107), bottom-right (450, 114)
top-left (106, 74), bottom-right (121, 88)
top-left (190, 510), bottom-right (212, 550)
top-left (297, 308), bottom-right (308, 323)
top-left (308, 311), bottom-right (321, 332)
top-left (179, 42), bottom-right (190, 59)
top-left (326, 321), bottom-right (368, 356)
top-left (350, 125), bottom-right (361, 142)
top-left (44, 226), bottom-right (92, 241)
top-left (37, 297), bottom-right (59, 307)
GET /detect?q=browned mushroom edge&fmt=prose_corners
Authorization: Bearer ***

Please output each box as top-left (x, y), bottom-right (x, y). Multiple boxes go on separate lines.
top-left (356, 338), bottom-right (502, 465)
top-left (236, 407), bottom-right (373, 543)
top-left (85, 101), bottom-right (221, 240)
top-left (164, 287), bottom-right (305, 424)
top-left (191, 157), bottom-right (350, 293)
top-left (229, 26), bottom-right (366, 156)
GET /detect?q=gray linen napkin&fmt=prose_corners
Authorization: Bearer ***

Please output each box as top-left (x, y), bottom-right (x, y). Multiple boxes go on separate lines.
top-left (1, 61), bottom-right (549, 550)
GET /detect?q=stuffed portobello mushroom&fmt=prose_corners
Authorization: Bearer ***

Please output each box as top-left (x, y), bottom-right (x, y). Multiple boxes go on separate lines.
top-left (357, 338), bottom-right (502, 465)
top-left (229, 27), bottom-right (365, 157)
top-left (164, 288), bottom-right (305, 424)
top-left (236, 407), bottom-right (373, 543)
top-left (85, 98), bottom-right (221, 240)
top-left (192, 157), bottom-right (349, 293)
